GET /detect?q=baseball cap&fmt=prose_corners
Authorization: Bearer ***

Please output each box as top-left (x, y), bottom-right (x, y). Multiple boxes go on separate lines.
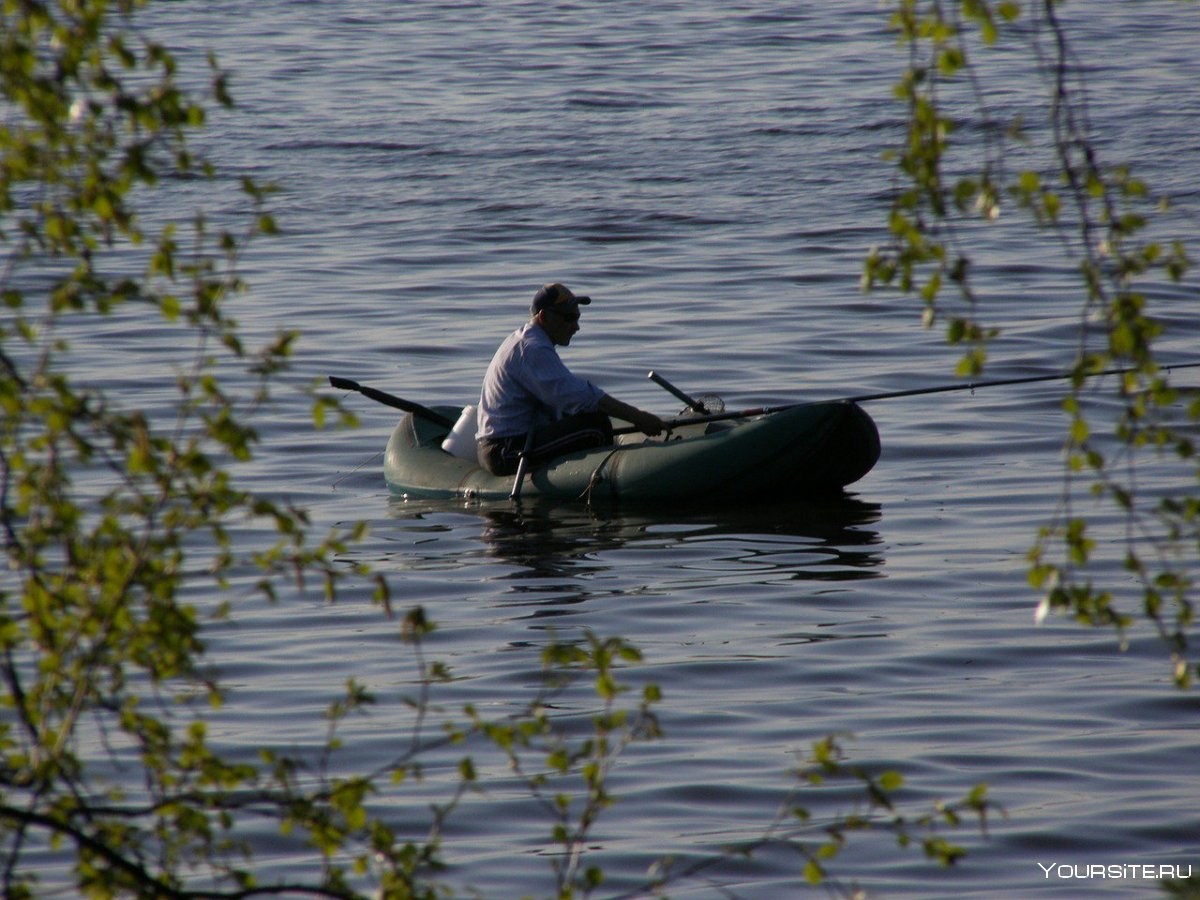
top-left (531, 283), bottom-right (591, 315)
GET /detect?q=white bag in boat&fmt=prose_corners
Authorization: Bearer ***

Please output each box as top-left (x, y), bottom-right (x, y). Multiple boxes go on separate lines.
top-left (440, 405), bottom-right (479, 460)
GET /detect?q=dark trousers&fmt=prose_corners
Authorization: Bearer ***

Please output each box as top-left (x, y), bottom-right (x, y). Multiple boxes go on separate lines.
top-left (477, 412), bottom-right (614, 476)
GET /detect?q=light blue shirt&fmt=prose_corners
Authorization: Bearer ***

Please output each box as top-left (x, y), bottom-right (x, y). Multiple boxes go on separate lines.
top-left (476, 322), bottom-right (605, 440)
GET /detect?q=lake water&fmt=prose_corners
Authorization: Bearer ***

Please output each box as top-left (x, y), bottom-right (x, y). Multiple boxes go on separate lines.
top-left (22, 1), bottom-right (1200, 897)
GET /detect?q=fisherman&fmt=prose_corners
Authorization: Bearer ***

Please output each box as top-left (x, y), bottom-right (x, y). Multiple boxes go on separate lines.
top-left (475, 283), bottom-right (665, 476)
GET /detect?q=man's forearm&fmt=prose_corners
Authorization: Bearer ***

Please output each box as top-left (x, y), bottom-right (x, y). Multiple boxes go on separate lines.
top-left (598, 394), bottom-right (665, 436)
top-left (598, 394), bottom-right (642, 423)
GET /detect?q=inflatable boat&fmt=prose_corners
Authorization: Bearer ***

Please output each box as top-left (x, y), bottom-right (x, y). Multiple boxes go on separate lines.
top-left (383, 401), bottom-right (880, 506)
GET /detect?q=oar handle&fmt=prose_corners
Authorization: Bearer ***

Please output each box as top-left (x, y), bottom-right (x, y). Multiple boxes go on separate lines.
top-left (648, 370), bottom-right (708, 413)
top-left (328, 376), bottom-right (456, 429)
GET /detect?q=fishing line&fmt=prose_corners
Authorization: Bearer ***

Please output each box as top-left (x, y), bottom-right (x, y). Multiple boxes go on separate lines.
top-left (332, 449), bottom-right (384, 490)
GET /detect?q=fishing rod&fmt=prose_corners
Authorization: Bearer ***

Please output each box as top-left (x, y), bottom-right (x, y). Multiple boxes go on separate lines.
top-left (624, 361), bottom-right (1200, 435)
top-left (837, 360), bottom-right (1200, 405)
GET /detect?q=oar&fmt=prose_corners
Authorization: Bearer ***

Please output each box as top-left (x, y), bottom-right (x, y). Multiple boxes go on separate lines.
top-left (509, 429), bottom-right (537, 502)
top-left (327, 376), bottom-right (456, 429)
top-left (613, 361), bottom-right (1200, 436)
top-left (647, 370), bottom-right (709, 414)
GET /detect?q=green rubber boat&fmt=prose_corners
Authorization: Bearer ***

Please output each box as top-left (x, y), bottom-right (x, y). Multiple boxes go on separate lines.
top-left (384, 401), bottom-right (880, 506)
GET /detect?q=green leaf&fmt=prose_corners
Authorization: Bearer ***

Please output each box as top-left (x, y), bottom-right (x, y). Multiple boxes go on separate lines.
top-left (804, 859), bottom-right (824, 884)
top-left (997, 1), bottom-right (1021, 22)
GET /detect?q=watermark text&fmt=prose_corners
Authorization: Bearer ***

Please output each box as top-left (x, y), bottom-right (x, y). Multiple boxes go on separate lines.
top-left (1037, 863), bottom-right (1192, 880)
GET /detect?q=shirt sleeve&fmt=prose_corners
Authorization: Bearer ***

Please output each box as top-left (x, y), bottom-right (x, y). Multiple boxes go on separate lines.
top-left (520, 342), bottom-right (605, 417)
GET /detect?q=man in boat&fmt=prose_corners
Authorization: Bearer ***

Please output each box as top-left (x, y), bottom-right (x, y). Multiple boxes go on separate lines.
top-left (476, 283), bottom-right (665, 476)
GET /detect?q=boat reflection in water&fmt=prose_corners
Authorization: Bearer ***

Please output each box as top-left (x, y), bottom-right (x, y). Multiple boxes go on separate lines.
top-left (381, 494), bottom-right (885, 622)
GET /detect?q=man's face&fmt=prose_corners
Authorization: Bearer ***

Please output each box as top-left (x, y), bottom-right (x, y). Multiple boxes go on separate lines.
top-left (540, 303), bottom-right (581, 346)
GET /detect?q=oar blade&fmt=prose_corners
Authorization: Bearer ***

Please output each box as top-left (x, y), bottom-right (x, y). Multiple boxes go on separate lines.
top-left (328, 376), bottom-right (455, 429)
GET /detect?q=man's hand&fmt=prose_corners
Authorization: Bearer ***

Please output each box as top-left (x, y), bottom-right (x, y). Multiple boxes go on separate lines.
top-left (599, 394), bottom-right (666, 437)
top-left (631, 409), bottom-right (665, 437)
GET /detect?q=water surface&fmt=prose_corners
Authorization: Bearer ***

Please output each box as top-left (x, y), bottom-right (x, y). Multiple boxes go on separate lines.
top-left (30, 1), bottom-right (1200, 896)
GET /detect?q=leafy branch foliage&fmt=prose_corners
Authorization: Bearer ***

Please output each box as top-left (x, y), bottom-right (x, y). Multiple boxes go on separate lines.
top-left (632, 737), bottom-right (995, 899)
top-left (865, 0), bottom-right (1198, 686)
top-left (1, 1), bottom-right (990, 897)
